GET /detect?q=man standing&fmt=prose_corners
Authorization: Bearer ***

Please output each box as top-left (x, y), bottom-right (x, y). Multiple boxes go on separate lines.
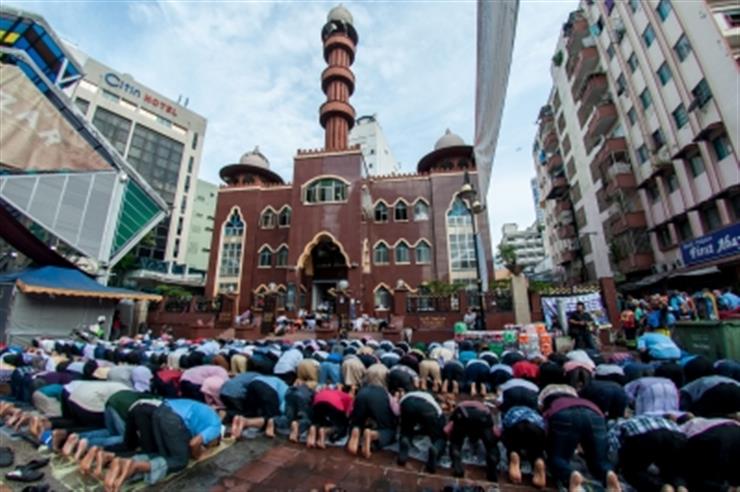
top-left (568, 302), bottom-right (594, 350)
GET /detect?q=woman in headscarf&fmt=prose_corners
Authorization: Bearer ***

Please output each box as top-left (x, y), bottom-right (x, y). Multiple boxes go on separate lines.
top-left (341, 356), bottom-right (366, 394)
top-left (296, 358), bottom-right (320, 389)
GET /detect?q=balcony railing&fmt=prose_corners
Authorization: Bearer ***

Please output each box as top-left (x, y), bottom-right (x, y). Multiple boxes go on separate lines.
top-left (609, 210), bottom-right (648, 236)
top-left (558, 224), bottom-right (577, 239)
top-left (545, 175), bottom-right (569, 199)
top-left (546, 152), bottom-right (564, 175)
top-left (565, 15), bottom-right (589, 55)
top-left (618, 252), bottom-right (654, 274)
top-left (585, 102), bottom-right (618, 153)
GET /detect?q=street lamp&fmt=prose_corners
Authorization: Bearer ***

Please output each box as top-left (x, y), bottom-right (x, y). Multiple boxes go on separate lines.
top-left (459, 171), bottom-right (487, 330)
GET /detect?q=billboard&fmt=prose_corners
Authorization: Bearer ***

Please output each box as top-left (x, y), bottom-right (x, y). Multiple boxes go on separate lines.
top-left (680, 222), bottom-right (740, 268)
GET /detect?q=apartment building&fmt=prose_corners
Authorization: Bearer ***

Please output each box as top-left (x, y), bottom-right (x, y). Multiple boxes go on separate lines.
top-left (498, 222), bottom-right (547, 274)
top-left (349, 114), bottom-right (400, 176)
top-left (534, 0), bottom-right (739, 287)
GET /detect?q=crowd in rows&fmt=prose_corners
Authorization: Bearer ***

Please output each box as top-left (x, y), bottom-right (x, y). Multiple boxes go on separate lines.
top-left (0, 325), bottom-right (738, 492)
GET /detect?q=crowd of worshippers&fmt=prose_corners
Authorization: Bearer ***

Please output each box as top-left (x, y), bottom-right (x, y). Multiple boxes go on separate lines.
top-left (0, 334), bottom-right (739, 492)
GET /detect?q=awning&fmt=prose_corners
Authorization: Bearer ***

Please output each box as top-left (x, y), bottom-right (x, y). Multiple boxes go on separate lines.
top-left (670, 266), bottom-right (721, 278)
top-left (0, 266), bottom-right (161, 302)
top-left (619, 271), bottom-right (669, 291)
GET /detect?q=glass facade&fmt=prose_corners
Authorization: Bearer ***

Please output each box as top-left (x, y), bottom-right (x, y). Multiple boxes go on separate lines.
top-left (92, 107), bottom-right (132, 155)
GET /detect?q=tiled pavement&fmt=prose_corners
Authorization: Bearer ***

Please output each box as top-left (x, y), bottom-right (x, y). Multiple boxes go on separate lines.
top-left (210, 442), bottom-right (546, 492)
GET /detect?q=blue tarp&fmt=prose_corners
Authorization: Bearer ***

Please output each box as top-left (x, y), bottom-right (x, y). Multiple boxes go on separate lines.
top-left (0, 266), bottom-right (160, 301)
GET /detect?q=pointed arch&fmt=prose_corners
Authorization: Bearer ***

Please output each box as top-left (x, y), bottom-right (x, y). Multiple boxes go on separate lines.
top-left (296, 231), bottom-right (351, 270)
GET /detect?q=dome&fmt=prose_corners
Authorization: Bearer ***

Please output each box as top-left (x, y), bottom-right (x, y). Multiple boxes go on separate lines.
top-left (434, 128), bottom-right (465, 150)
top-left (327, 4), bottom-right (353, 25)
top-left (238, 146), bottom-right (269, 168)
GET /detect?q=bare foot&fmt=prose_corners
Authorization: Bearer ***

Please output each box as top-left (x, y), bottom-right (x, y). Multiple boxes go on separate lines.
top-left (347, 428), bottom-right (360, 455)
top-left (442, 379), bottom-right (449, 394)
top-left (52, 429), bottom-right (68, 452)
top-left (104, 458), bottom-right (122, 492)
top-left (95, 450), bottom-right (115, 480)
top-left (317, 427), bottom-right (327, 449)
top-left (62, 433), bottom-right (79, 456)
top-left (74, 438), bottom-right (89, 462)
top-left (569, 471), bottom-right (584, 492)
top-left (508, 451), bottom-right (522, 484)
top-left (289, 421), bottom-right (300, 443)
top-left (533, 458), bottom-right (546, 488)
top-left (470, 383), bottom-right (477, 397)
top-left (452, 381), bottom-right (459, 394)
top-left (113, 458), bottom-right (136, 492)
top-left (362, 430), bottom-right (375, 459)
top-left (79, 446), bottom-right (98, 475)
top-left (265, 418), bottom-right (275, 438)
top-left (306, 426), bottom-right (317, 448)
top-left (13, 413), bottom-right (31, 431)
top-left (605, 470), bottom-right (621, 492)
top-left (480, 384), bottom-right (487, 396)
top-left (660, 486), bottom-right (675, 492)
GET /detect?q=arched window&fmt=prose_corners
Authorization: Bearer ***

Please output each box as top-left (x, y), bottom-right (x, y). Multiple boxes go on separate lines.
top-left (394, 201), bottom-right (408, 221)
top-left (447, 197), bottom-right (476, 276)
top-left (448, 197), bottom-right (472, 226)
top-left (276, 246), bottom-right (289, 267)
top-left (395, 241), bottom-right (410, 264)
top-left (260, 209), bottom-right (276, 228)
top-left (278, 207), bottom-right (291, 227)
top-left (414, 200), bottom-right (430, 221)
top-left (374, 286), bottom-right (392, 310)
top-left (373, 242), bottom-right (389, 264)
top-left (374, 202), bottom-right (388, 222)
top-left (258, 247), bottom-right (272, 267)
top-left (305, 178), bottom-right (348, 203)
top-left (415, 240), bottom-right (432, 264)
top-left (218, 210), bottom-right (245, 292)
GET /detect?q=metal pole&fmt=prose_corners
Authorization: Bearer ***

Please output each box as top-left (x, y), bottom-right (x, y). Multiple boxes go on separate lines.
top-left (469, 208), bottom-right (487, 330)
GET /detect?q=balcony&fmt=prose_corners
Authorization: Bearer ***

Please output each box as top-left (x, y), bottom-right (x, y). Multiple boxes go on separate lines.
top-left (618, 252), bottom-right (654, 274)
top-left (609, 210), bottom-right (648, 236)
top-left (591, 136), bottom-right (628, 178)
top-left (542, 129), bottom-right (559, 153)
top-left (545, 175), bottom-right (569, 199)
top-left (538, 114), bottom-right (554, 139)
top-left (565, 15), bottom-right (589, 56)
top-left (576, 72), bottom-right (608, 106)
top-left (546, 152), bottom-right (564, 175)
top-left (558, 209), bottom-right (574, 225)
top-left (560, 249), bottom-right (577, 264)
top-left (555, 197), bottom-right (571, 215)
top-left (558, 224), bottom-right (577, 240)
top-left (569, 46), bottom-right (598, 90)
top-left (584, 102), bottom-right (618, 153)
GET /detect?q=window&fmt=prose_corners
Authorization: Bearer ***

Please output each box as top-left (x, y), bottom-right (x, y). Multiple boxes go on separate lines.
top-left (447, 198), bottom-right (472, 226)
top-left (691, 79), bottom-right (712, 109)
top-left (666, 172), bottom-right (679, 193)
top-left (220, 210), bottom-right (244, 278)
top-left (672, 104), bottom-right (689, 129)
top-left (647, 182), bottom-right (661, 203)
top-left (102, 89), bottom-right (120, 103)
top-left (656, 225), bottom-right (673, 249)
top-left (629, 0), bottom-right (639, 13)
top-left (594, 16), bottom-right (604, 36)
top-left (374, 287), bottom-right (392, 310)
top-left (628, 53), bottom-right (639, 72)
top-left (637, 144), bottom-right (650, 164)
top-left (75, 98), bottom-right (90, 115)
top-left (395, 241), bottom-right (410, 264)
top-left (258, 247), bottom-right (272, 267)
top-left (278, 207), bottom-right (291, 227)
top-left (449, 233), bottom-right (477, 271)
top-left (675, 216), bottom-right (693, 242)
top-left (184, 175), bottom-right (191, 193)
top-left (92, 107), bottom-right (132, 155)
top-left (414, 200), bottom-right (430, 221)
top-left (731, 194), bottom-right (740, 220)
top-left (415, 241), bottom-right (431, 264)
top-left (374, 202), bottom-right (388, 222)
top-left (701, 204), bottom-right (723, 232)
top-left (616, 74), bottom-right (627, 96)
top-left (674, 34), bottom-right (692, 62)
top-left (688, 154), bottom-right (705, 177)
top-left (607, 44), bottom-right (615, 59)
top-left (657, 0), bottom-right (672, 21)
top-left (187, 156), bottom-right (194, 173)
top-left (192, 132), bottom-right (199, 150)
top-left (652, 129), bottom-right (665, 149)
top-left (711, 134), bottom-right (732, 161)
top-left (627, 107), bottom-right (637, 126)
top-left (643, 24), bottom-right (656, 47)
top-left (657, 63), bottom-right (672, 85)
top-left (305, 178), bottom-right (348, 203)
top-left (640, 89), bottom-right (652, 110)
top-left (725, 12), bottom-right (740, 28)
top-left (276, 246), bottom-right (289, 267)
top-left (260, 209), bottom-right (276, 228)
top-left (394, 201), bottom-right (408, 221)
top-left (373, 243), bottom-right (389, 264)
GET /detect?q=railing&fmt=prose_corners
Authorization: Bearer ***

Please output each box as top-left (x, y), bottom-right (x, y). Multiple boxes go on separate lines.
top-left (406, 294), bottom-right (459, 313)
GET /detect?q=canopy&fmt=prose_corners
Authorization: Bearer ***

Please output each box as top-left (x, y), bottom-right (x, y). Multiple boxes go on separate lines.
top-left (0, 266), bottom-right (161, 302)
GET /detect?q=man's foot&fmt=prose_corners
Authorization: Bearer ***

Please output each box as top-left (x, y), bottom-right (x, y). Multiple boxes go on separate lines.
top-left (12, 413), bottom-right (31, 431)
top-left (533, 458), bottom-right (546, 488)
top-left (347, 428), bottom-right (360, 455)
top-left (362, 430), bottom-right (376, 459)
top-left (95, 450), bottom-right (115, 480)
top-left (289, 421), bottom-right (300, 443)
top-left (73, 438), bottom-right (89, 462)
top-left (317, 427), bottom-right (327, 449)
top-left (52, 429), bottom-right (68, 452)
top-left (508, 451), bottom-right (522, 484)
top-left (306, 426), bottom-right (317, 448)
top-left (452, 381), bottom-right (459, 394)
top-left (605, 471), bottom-right (621, 492)
top-left (265, 418), bottom-right (275, 438)
top-left (442, 380), bottom-right (449, 394)
top-left (79, 446), bottom-right (98, 475)
top-left (569, 471), bottom-right (584, 492)
top-left (61, 433), bottom-right (79, 456)
top-left (112, 458), bottom-right (137, 492)
top-left (104, 458), bottom-right (122, 492)
top-left (660, 486), bottom-right (675, 492)
top-left (470, 383), bottom-right (477, 397)
top-left (480, 384), bottom-right (487, 396)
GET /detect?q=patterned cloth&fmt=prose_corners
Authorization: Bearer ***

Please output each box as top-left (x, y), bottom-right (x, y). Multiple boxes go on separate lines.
top-left (624, 377), bottom-right (679, 415)
top-left (502, 406), bottom-right (545, 430)
top-left (607, 415), bottom-right (681, 456)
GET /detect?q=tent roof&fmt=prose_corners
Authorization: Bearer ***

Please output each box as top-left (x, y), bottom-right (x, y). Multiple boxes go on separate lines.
top-left (0, 266), bottom-right (161, 302)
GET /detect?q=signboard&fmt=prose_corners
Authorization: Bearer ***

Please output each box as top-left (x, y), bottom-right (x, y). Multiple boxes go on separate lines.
top-left (103, 72), bottom-right (179, 117)
top-left (680, 222), bottom-right (740, 268)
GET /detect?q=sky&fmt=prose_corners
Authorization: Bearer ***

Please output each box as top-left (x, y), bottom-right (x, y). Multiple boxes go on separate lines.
top-left (9, 0), bottom-right (577, 247)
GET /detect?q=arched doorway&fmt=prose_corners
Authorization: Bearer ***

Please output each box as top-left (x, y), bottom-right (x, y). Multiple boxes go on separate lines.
top-left (297, 233), bottom-right (349, 312)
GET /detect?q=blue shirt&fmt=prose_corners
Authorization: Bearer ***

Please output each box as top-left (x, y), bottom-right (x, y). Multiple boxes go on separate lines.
top-left (637, 333), bottom-right (680, 360)
top-left (646, 310), bottom-right (676, 329)
top-left (459, 350), bottom-right (477, 366)
top-left (165, 399), bottom-right (222, 445)
top-left (721, 292), bottom-right (740, 310)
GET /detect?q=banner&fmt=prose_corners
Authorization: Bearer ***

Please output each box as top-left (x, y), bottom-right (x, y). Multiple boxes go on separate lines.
top-left (540, 292), bottom-right (608, 331)
top-left (0, 65), bottom-right (110, 172)
top-left (680, 222), bottom-right (740, 268)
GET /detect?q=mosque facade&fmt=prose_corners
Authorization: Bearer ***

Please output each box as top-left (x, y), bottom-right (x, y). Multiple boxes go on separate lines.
top-left (205, 6), bottom-right (494, 316)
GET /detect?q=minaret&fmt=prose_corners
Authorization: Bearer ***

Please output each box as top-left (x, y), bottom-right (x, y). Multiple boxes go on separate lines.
top-left (320, 5), bottom-right (358, 151)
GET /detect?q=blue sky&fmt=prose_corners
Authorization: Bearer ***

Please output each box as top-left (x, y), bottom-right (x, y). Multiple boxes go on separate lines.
top-left (10, 0), bottom-right (577, 246)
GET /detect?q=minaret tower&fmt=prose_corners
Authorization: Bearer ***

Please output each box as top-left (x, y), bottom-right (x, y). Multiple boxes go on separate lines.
top-left (320, 5), bottom-right (358, 151)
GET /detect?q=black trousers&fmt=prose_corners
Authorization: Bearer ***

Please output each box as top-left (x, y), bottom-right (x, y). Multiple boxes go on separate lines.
top-left (48, 389), bottom-right (103, 433)
top-left (311, 402), bottom-right (349, 440)
top-left (619, 429), bottom-right (687, 492)
top-left (685, 424), bottom-right (740, 492)
top-left (501, 420), bottom-right (545, 462)
top-left (152, 405), bottom-right (191, 474)
top-left (179, 380), bottom-right (205, 402)
top-left (221, 394), bottom-right (246, 422)
top-left (243, 380), bottom-right (280, 419)
top-left (449, 406), bottom-right (499, 481)
top-left (398, 396), bottom-right (446, 466)
top-left (121, 403), bottom-right (159, 453)
top-left (500, 387), bottom-right (538, 413)
top-left (276, 371), bottom-right (296, 386)
top-left (688, 383), bottom-right (740, 417)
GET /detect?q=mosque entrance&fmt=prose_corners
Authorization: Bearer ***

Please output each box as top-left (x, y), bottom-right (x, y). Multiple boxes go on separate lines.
top-left (298, 234), bottom-right (349, 313)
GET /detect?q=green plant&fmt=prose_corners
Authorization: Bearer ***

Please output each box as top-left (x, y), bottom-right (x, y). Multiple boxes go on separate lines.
top-left (529, 279), bottom-right (555, 293)
top-left (154, 284), bottom-right (193, 300)
top-left (552, 50), bottom-right (564, 67)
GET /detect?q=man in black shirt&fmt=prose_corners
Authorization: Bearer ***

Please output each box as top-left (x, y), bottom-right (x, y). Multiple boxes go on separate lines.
top-left (568, 302), bottom-right (595, 350)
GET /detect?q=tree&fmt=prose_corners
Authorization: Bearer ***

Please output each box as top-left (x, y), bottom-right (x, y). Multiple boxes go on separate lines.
top-left (498, 243), bottom-right (523, 275)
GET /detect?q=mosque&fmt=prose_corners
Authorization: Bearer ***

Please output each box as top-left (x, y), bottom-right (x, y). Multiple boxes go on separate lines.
top-left (205, 5), bottom-right (494, 317)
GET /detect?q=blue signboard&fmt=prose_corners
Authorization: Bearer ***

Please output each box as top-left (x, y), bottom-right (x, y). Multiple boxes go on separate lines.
top-left (680, 222), bottom-right (740, 267)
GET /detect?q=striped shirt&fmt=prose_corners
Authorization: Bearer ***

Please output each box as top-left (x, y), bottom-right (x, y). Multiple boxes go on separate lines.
top-left (624, 377), bottom-right (679, 415)
top-left (608, 415), bottom-right (681, 455)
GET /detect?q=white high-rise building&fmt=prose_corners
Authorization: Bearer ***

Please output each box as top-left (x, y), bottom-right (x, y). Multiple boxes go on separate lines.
top-left (349, 114), bottom-right (400, 175)
top-left (185, 180), bottom-right (218, 272)
top-left (498, 222), bottom-right (547, 274)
